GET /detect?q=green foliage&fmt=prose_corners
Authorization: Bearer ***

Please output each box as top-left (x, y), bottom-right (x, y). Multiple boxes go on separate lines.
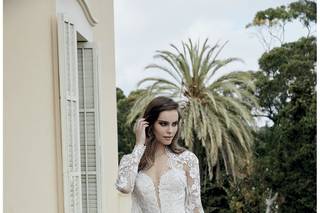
top-left (288, 0), bottom-right (316, 27)
top-left (247, 5), bottom-right (290, 27)
top-left (248, 31), bottom-right (316, 213)
top-left (223, 1), bottom-right (317, 212)
top-left (116, 88), bottom-right (136, 161)
top-left (201, 179), bottom-right (230, 213)
top-left (246, 0), bottom-right (316, 50)
top-left (246, 0), bottom-right (316, 28)
top-left (255, 36), bottom-right (316, 122)
top-left (253, 106), bottom-right (316, 212)
top-left (117, 88), bottom-right (151, 161)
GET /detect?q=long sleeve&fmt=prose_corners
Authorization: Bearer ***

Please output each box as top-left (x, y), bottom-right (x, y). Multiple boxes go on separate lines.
top-left (185, 152), bottom-right (204, 213)
top-left (115, 144), bottom-right (146, 194)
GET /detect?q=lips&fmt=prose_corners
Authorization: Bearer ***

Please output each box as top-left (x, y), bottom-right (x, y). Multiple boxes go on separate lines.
top-left (164, 136), bottom-right (173, 140)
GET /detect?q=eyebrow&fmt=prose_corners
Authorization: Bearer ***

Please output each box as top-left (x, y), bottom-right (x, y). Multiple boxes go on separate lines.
top-left (158, 120), bottom-right (179, 123)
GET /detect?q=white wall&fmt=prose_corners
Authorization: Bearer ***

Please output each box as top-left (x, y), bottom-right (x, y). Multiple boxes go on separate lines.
top-left (4, 0), bottom-right (60, 212)
top-left (4, 0), bottom-right (120, 212)
top-left (56, 0), bottom-right (93, 41)
top-left (90, 0), bottom-right (122, 212)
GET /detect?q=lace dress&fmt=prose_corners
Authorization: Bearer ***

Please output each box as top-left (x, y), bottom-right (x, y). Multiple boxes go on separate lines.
top-left (115, 144), bottom-right (204, 213)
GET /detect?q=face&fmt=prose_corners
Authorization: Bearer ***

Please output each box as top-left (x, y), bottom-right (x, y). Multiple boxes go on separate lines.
top-left (153, 110), bottom-right (179, 145)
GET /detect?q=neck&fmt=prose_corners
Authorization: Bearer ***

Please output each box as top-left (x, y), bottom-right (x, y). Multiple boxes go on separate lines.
top-left (154, 142), bottom-right (166, 158)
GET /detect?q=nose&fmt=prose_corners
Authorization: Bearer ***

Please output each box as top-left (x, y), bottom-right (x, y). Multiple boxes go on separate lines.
top-left (167, 125), bottom-right (173, 134)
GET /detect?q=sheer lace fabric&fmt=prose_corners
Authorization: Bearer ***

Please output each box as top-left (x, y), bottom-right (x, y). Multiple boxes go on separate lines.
top-left (115, 144), bottom-right (204, 213)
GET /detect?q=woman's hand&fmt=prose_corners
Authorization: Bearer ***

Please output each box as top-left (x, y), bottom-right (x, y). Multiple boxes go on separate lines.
top-left (134, 118), bottom-right (149, 145)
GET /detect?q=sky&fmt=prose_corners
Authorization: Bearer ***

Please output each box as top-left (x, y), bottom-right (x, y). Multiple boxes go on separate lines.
top-left (114, 0), bottom-right (309, 97)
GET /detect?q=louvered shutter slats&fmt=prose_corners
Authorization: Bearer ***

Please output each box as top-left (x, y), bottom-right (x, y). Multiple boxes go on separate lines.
top-left (58, 14), bottom-right (100, 213)
top-left (57, 14), bottom-right (83, 213)
top-left (78, 44), bottom-right (101, 213)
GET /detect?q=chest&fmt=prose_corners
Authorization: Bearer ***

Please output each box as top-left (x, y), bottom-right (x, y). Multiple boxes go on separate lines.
top-left (134, 151), bottom-right (189, 211)
top-left (134, 168), bottom-right (187, 213)
top-left (142, 156), bottom-right (170, 185)
top-left (136, 168), bottom-right (187, 195)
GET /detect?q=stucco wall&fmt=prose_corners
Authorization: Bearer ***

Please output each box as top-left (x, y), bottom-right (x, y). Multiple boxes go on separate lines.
top-left (4, 0), bottom-right (121, 212)
top-left (56, 0), bottom-right (93, 41)
top-left (4, 0), bottom-right (59, 212)
top-left (89, 0), bottom-right (123, 212)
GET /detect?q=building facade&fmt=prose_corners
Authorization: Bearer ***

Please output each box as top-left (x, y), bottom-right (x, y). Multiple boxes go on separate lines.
top-left (4, 0), bottom-right (130, 212)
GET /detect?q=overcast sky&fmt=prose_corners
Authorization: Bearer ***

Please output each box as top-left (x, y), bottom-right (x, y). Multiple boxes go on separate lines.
top-left (114, 0), bottom-right (309, 96)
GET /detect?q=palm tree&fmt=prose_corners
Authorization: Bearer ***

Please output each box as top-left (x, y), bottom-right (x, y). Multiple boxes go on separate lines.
top-left (127, 39), bottom-right (259, 180)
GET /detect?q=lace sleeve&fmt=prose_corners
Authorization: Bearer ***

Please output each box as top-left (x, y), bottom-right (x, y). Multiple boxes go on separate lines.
top-left (184, 151), bottom-right (204, 213)
top-left (115, 144), bottom-right (146, 194)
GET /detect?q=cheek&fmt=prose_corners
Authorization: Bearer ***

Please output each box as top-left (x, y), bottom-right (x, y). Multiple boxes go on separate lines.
top-left (153, 125), bottom-right (163, 135)
top-left (173, 127), bottom-right (178, 134)
top-left (172, 125), bottom-right (177, 131)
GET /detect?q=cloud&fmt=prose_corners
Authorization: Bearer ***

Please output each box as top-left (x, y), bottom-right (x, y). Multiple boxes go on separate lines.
top-left (114, 0), bottom-right (307, 96)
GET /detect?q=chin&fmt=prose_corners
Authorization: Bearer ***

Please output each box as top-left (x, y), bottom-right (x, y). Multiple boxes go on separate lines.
top-left (162, 140), bottom-right (172, 145)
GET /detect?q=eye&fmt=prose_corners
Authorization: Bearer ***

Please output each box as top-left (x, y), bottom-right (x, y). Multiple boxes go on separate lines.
top-left (172, 122), bottom-right (178, 127)
top-left (159, 122), bottom-right (167, 126)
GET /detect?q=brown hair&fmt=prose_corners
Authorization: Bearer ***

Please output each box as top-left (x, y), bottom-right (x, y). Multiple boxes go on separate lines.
top-left (138, 96), bottom-right (186, 171)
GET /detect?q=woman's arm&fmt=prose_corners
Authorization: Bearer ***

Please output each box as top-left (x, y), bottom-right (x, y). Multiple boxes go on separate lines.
top-left (115, 118), bottom-right (148, 193)
top-left (115, 144), bottom-right (146, 193)
top-left (184, 151), bottom-right (204, 213)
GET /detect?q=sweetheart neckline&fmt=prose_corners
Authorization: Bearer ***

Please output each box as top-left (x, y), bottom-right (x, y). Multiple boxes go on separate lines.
top-left (139, 168), bottom-right (186, 189)
top-left (140, 168), bottom-right (174, 187)
top-left (139, 168), bottom-right (184, 211)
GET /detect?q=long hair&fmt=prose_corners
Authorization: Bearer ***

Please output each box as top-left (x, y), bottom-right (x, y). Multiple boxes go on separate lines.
top-left (138, 96), bottom-right (186, 171)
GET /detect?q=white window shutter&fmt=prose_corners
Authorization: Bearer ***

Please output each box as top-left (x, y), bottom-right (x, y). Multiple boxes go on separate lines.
top-left (77, 43), bottom-right (101, 213)
top-left (57, 14), bottom-right (83, 213)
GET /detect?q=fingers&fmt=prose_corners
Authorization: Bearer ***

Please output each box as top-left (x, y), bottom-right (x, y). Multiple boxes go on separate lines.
top-left (138, 119), bottom-right (149, 129)
top-left (134, 118), bottom-right (149, 131)
top-left (134, 118), bottom-right (149, 145)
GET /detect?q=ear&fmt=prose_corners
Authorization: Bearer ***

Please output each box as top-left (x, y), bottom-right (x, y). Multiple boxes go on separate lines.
top-left (147, 126), bottom-right (153, 137)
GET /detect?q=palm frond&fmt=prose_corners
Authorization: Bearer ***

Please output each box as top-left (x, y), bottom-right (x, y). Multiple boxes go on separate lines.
top-left (127, 38), bottom-right (259, 181)
top-left (138, 77), bottom-right (180, 90)
top-left (205, 57), bottom-right (244, 85)
top-left (145, 64), bottom-right (182, 85)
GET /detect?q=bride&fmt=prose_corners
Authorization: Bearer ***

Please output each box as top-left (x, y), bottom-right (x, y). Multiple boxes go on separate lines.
top-left (115, 96), bottom-right (204, 213)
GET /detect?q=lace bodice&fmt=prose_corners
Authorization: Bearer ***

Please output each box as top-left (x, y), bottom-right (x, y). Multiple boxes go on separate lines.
top-left (115, 144), bottom-right (204, 213)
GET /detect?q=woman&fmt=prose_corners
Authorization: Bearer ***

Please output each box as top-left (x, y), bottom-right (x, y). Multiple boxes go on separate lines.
top-left (115, 96), bottom-right (204, 213)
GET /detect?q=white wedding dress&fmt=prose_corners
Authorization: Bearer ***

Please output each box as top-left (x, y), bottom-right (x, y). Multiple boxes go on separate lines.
top-left (115, 144), bottom-right (204, 213)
